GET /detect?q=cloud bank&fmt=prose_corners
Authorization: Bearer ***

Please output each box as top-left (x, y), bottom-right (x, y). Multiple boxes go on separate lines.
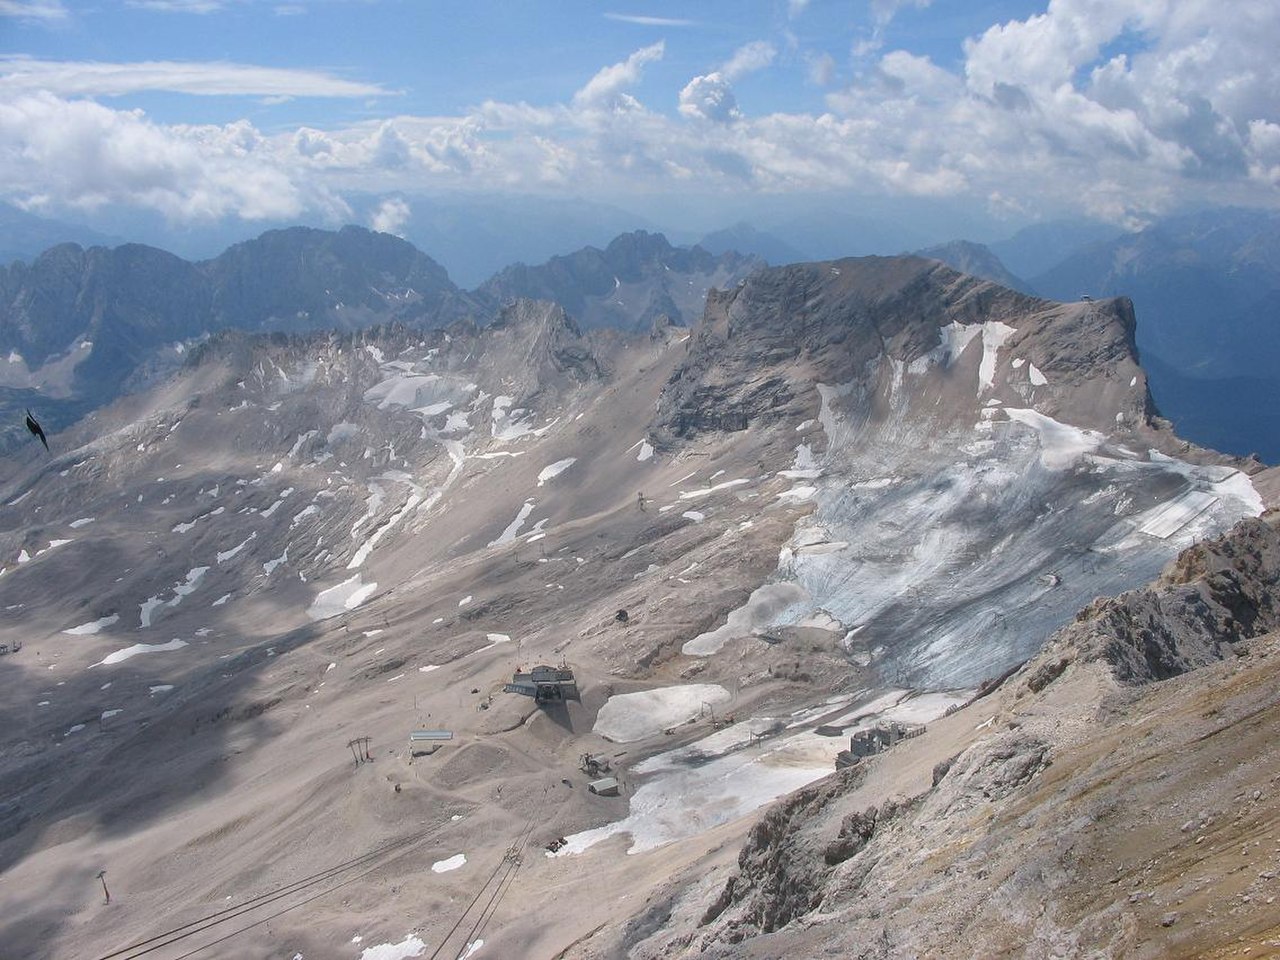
top-left (1, 0), bottom-right (1277, 228)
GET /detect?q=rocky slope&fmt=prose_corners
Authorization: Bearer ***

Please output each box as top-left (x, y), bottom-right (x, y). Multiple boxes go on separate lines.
top-left (608, 509), bottom-right (1280, 960)
top-left (0, 256), bottom-right (1268, 960)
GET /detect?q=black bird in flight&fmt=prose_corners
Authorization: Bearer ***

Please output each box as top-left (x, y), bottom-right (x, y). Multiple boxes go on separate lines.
top-left (25, 409), bottom-right (48, 451)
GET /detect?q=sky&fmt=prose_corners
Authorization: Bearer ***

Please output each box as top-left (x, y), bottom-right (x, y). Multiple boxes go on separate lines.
top-left (2, 0), bottom-right (1279, 243)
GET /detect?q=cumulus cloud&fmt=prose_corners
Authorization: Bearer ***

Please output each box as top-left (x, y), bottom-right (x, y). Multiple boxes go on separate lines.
top-left (678, 41), bottom-right (776, 123)
top-left (369, 197), bottom-right (410, 236)
top-left (0, 92), bottom-right (319, 220)
top-left (0, 57), bottom-right (388, 99)
top-left (678, 74), bottom-right (739, 123)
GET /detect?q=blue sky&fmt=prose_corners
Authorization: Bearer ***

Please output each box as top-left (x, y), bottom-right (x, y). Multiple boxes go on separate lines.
top-left (1, 0), bottom-right (1278, 242)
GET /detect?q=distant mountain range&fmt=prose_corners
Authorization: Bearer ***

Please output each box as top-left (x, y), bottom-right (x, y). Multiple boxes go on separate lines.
top-left (3, 206), bottom-right (1277, 461)
top-left (0, 202), bottom-right (124, 265)
top-left (696, 222), bottom-right (810, 267)
top-left (914, 239), bottom-right (1031, 294)
top-left (0, 226), bottom-right (762, 448)
top-left (475, 230), bottom-right (760, 332)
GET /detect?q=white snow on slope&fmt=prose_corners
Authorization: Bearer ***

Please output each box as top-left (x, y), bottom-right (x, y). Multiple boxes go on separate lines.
top-left (594, 685), bottom-right (732, 742)
top-left (637, 440), bottom-right (654, 462)
top-left (489, 499), bottom-right (536, 546)
top-left (173, 506), bottom-right (225, 534)
top-left (217, 533), bottom-right (257, 563)
top-left (64, 614), bottom-right (120, 635)
top-left (307, 575), bottom-right (378, 620)
top-left (779, 444), bottom-right (821, 480)
top-left (431, 854), bottom-right (466, 873)
top-left (1003, 408), bottom-right (1106, 469)
top-left (678, 478), bottom-right (750, 501)
top-left (259, 488), bottom-right (294, 519)
top-left (359, 935), bottom-right (425, 960)
top-left (979, 321), bottom-right (1016, 393)
top-left (1028, 362), bottom-right (1048, 386)
top-left (684, 583), bottom-right (809, 656)
top-left (140, 567), bottom-right (208, 627)
top-left (536, 458), bottom-right (577, 486)
top-left (94, 639), bottom-right (188, 667)
top-left (349, 486), bottom-right (423, 569)
top-left (560, 691), bottom-right (962, 857)
top-left (365, 374), bottom-right (441, 409)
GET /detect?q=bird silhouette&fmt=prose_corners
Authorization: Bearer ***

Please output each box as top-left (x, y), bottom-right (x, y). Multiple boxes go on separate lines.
top-left (25, 409), bottom-right (48, 451)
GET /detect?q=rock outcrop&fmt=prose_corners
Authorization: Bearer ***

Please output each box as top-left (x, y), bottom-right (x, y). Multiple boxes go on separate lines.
top-left (617, 511), bottom-right (1280, 959)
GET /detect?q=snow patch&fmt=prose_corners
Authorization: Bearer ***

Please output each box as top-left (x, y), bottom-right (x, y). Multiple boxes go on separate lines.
top-left (594, 684), bottom-right (732, 742)
top-left (536, 458), bottom-right (577, 486)
top-left (684, 583), bottom-right (808, 656)
top-left (64, 614), bottom-right (119, 635)
top-left (678, 478), bottom-right (750, 501)
top-left (307, 575), bottom-right (378, 620)
top-left (1003, 408), bottom-right (1106, 470)
top-left (359, 935), bottom-right (425, 960)
top-left (489, 500), bottom-right (536, 546)
top-left (431, 854), bottom-right (466, 873)
top-left (94, 639), bottom-right (188, 667)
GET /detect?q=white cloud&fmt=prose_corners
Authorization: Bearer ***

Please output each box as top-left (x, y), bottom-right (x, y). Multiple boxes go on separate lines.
top-left (787, 0), bottom-right (810, 18)
top-left (603, 13), bottom-right (695, 27)
top-left (678, 41), bottom-right (777, 124)
top-left (1, 5), bottom-right (1277, 230)
top-left (0, 57), bottom-right (388, 99)
top-left (572, 42), bottom-right (664, 111)
top-left (0, 92), bottom-right (327, 221)
top-left (127, 0), bottom-right (223, 11)
top-left (0, 0), bottom-right (65, 18)
top-left (678, 73), bottom-right (739, 123)
top-left (721, 41), bottom-right (776, 81)
top-left (369, 197), bottom-right (410, 236)
top-left (807, 52), bottom-right (837, 87)
top-left (871, 0), bottom-right (932, 28)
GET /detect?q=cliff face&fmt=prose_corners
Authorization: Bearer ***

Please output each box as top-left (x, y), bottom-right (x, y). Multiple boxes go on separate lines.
top-left (615, 510), bottom-right (1280, 960)
top-left (653, 255), bottom-right (1155, 448)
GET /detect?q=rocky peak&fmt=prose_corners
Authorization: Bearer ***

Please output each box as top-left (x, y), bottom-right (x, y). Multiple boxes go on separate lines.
top-left (655, 255), bottom-right (1154, 446)
top-left (915, 239), bottom-right (1030, 293)
top-left (474, 230), bottom-right (761, 332)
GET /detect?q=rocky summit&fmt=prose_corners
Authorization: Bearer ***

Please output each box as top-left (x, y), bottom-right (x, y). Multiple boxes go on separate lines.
top-left (0, 252), bottom-right (1274, 960)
